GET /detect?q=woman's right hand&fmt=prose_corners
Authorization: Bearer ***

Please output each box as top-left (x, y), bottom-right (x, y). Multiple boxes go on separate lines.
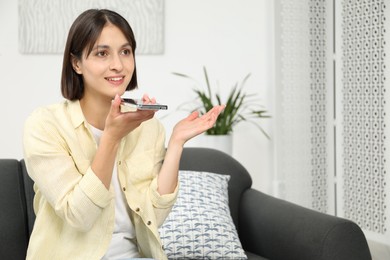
top-left (93, 94), bottom-right (156, 188)
top-left (104, 94), bottom-right (156, 143)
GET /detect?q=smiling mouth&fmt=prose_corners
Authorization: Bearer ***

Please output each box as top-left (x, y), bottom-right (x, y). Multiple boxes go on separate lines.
top-left (106, 76), bottom-right (124, 82)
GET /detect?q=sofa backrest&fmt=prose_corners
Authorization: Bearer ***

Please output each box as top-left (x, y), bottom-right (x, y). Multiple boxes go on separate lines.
top-left (179, 147), bottom-right (252, 231)
top-left (0, 159), bottom-right (29, 260)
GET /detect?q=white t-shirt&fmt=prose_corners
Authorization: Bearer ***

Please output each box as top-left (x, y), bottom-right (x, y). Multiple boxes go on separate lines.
top-left (89, 124), bottom-right (140, 259)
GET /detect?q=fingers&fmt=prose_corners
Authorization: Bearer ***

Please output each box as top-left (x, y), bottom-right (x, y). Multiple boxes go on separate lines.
top-left (203, 105), bottom-right (224, 127)
top-left (187, 111), bottom-right (200, 121)
top-left (184, 106), bottom-right (224, 133)
top-left (111, 94), bottom-right (122, 115)
top-left (204, 105), bottom-right (225, 120)
top-left (187, 106), bottom-right (224, 124)
top-left (142, 93), bottom-right (149, 102)
top-left (142, 94), bottom-right (156, 104)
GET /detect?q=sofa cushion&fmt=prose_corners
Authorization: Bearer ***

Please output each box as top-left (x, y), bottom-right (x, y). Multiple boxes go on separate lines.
top-left (179, 147), bottom-right (252, 231)
top-left (159, 170), bottom-right (247, 259)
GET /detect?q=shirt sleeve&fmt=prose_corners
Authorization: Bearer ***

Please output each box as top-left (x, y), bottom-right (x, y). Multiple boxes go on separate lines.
top-left (23, 108), bottom-right (113, 232)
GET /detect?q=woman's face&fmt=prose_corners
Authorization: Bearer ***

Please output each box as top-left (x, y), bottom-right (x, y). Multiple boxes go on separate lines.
top-left (72, 24), bottom-right (135, 102)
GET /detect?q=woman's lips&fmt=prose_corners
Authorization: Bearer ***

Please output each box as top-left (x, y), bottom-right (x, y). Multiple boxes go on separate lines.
top-left (105, 76), bottom-right (125, 85)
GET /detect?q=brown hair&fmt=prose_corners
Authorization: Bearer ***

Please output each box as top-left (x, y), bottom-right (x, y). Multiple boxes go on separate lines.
top-left (61, 9), bottom-right (138, 100)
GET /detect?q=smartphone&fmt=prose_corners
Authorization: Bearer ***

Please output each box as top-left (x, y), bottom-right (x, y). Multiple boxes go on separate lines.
top-left (121, 98), bottom-right (168, 112)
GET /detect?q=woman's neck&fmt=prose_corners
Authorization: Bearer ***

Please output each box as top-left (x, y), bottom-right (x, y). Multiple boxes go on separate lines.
top-left (80, 95), bottom-right (111, 130)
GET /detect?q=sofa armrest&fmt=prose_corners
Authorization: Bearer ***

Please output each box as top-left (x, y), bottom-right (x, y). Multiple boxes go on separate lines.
top-left (0, 159), bottom-right (29, 260)
top-left (238, 189), bottom-right (371, 260)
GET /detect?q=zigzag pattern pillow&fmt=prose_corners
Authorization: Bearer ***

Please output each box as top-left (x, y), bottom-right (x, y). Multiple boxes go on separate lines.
top-left (159, 170), bottom-right (247, 259)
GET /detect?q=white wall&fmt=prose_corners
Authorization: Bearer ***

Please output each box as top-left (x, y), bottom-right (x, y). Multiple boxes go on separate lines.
top-left (0, 0), bottom-right (273, 192)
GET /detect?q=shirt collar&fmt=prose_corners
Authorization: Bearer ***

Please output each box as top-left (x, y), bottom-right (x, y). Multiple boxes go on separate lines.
top-left (67, 99), bottom-right (86, 129)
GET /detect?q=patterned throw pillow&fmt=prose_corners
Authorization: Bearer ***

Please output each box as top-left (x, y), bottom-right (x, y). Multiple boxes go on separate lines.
top-left (159, 171), bottom-right (247, 260)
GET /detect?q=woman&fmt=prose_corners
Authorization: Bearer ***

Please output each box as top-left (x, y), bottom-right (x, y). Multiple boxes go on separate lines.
top-left (23, 9), bottom-right (224, 260)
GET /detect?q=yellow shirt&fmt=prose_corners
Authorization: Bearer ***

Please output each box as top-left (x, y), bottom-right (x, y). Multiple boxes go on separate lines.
top-left (23, 100), bottom-right (178, 260)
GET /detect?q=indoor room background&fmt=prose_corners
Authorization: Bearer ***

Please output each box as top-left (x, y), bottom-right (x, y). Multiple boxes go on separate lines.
top-left (0, 0), bottom-right (273, 193)
top-left (2, 0), bottom-right (390, 258)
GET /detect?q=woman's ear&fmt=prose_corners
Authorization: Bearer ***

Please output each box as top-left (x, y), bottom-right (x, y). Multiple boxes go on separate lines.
top-left (71, 54), bottom-right (82, 75)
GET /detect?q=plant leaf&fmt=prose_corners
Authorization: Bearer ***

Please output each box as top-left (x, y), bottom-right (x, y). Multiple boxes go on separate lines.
top-left (172, 67), bottom-right (270, 138)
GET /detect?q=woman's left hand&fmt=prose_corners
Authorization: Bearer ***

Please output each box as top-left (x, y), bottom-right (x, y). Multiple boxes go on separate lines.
top-left (169, 105), bottom-right (225, 147)
top-left (158, 105), bottom-right (224, 195)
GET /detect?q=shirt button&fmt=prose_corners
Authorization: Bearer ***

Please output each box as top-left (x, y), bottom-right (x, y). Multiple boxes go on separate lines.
top-left (147, 221), bottom-right (152, 225)
top-left (118, 161), bottom-right (121, 165)
top-left (135, 207), bottom-right (140, 212)
top-left (122, 187), bottom-right (126, 191)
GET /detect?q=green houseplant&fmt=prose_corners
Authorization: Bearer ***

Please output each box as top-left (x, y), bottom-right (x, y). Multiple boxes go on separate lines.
top-left (173, 67), bottom-right (270, 139)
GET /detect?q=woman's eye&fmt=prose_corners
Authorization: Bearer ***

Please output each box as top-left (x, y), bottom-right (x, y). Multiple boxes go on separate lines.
top-left (96, 51), bottom-right (108, 57)
top-left (122, 49), bottom-right (132, 55)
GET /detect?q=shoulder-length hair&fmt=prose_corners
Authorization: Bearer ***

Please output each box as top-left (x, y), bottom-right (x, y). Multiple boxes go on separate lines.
top-left (61, 9), bottom-right (138, 100)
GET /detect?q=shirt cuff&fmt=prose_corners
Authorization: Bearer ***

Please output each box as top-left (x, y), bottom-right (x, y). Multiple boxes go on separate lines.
top-left (149, 177), bottom-right (179, 208)
top-left (79, 167), bottom-right (114, 208)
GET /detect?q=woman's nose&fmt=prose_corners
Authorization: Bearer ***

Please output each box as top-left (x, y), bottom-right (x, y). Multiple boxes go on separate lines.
top-left (109, 54), bottom-right (123, 71)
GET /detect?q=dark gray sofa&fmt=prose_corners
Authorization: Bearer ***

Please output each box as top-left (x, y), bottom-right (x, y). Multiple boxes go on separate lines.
top-left (1, 147), bottom-right (371, 260)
